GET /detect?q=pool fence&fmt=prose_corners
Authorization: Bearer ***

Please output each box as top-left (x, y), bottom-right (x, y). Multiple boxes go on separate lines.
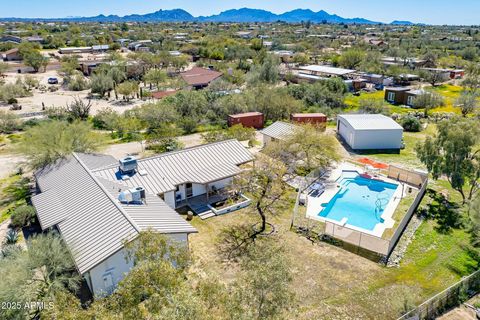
top-left (292, 164), bottom-right (428, 259)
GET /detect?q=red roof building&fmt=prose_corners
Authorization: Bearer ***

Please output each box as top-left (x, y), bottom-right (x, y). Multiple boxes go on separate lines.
top-left (290, 113), bottom-right (327, 125)
top-left (228, 112), bottom-right (264, 129)
top-left (180, 67), bottom-right (223, 89)
top-left (150, 90), bottom-right (178, 99)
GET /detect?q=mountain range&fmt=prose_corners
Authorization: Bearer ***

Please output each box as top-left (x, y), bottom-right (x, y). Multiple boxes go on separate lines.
top-left (0, 8), bottom-right (415, 25)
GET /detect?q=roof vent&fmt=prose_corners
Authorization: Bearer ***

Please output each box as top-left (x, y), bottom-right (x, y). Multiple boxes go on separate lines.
top-left (119, 156), bottom-right (137, 174)
top-left (118, 186), bottom-right (146, 204)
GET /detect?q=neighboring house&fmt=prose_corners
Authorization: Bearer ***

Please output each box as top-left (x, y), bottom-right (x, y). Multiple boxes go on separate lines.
top-left (296, 65), bottom-right (356, 83)
top-left (384, 87), bottom-right (423, 107)
top-left (260, 121), bottom-right (298, 147)
top-left (228, 112), bottom-right (264, 129)
top-left (420, 68), bottom-right (452, 82)
top-left (290, 113), bottom-right (327, 128)
top-left (180, 67), bottom-right (223, 90)
top-left (31, 153), bottom-right (197, 297)
top-left (337, 114), bottom-right (403, 150)
top-left (92, 45), bottom-right (110, 53)
top-left (235, 31), bottom-right (253, 39)
top-left (59, 47), bottom-right (93, 54)
top-left (272, 50), bottom-right (295, 63)
top-left (25, 36), bottom-right (45, 44)
top-left (3, 48), bottom-right (21, 61)
top-left (128, 40), bottom-right (152, 52)
top-left (357, 73), bottom-right (393, 89)
top-left (93, 140), bottom-right (254, 212)
top-left (0, 35), bottom-right (22, 44)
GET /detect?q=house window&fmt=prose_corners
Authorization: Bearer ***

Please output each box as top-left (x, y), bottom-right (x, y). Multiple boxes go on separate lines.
top-left (407, 95), bottom-right (414, 106)
top-left (387, 92), bottom-right (395, 102)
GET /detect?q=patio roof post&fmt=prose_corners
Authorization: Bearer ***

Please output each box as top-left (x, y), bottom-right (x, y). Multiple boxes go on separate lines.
top-left (206, 183), bottom-right (209, 201)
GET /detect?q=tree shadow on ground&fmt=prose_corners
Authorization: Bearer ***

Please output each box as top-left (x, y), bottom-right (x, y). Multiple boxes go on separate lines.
top-left (447, 244), bottom-right (479, 277)
top-left (421, 189), bottom-right (463, 234)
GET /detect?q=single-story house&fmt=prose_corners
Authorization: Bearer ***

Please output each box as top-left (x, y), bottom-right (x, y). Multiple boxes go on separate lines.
top-left (298, 65), bottom-right (356, 79)
top-left (3, 48), bottom-right (21, 61)
top-left (59, 47), bottom-right (93, 54)
top-left (384, 87), bottom-right (424, 107)
top-left (260, 121), bottom-right (298, 147)
top-left (337, 114), bottom-right (403, 150)
top-left (235, 31), bottom-right (253, 39)
top-left (92, 139), bottom-right (254, 211)
top-left (228, 112), bottom-right (264, 129)
top-left (32, 153), bottom-right (197, 297)
top-left (420, 68), bottom-right (452, 82)
top-left (180, 67), bottom-right (223, 90)
top-left (25, 36), bottom-right (45, 44)
top-left (128, 40), bottom-right (152, 52)
top-left (0, 35), bottom-right (22, 44)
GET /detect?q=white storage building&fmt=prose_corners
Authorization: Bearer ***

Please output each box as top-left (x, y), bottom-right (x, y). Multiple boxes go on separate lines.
top-left (337, 114), bottom-right (403, 150)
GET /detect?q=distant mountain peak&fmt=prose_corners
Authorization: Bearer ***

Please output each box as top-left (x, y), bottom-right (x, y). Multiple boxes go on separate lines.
top-left (0, 8), bottom-right (416, 25)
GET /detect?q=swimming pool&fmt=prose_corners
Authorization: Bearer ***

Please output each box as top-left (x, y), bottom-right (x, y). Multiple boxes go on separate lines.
top-left (318, 172), bottom-right (399, 231)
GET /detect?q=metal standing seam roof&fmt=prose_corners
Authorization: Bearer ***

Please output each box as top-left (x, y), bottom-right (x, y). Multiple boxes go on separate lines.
top-left (31, 153), bottom-right (197, 275)
top-left (93, 139), bottom-right (254, 195)
top-left (260, 121), bottom-right (298, 140)
top-left (299, 65), bottom-right (356, 76)
top-left (98, 178), bottom-right (197, 234)
top-left (338, 114), bottom-right (403, 131)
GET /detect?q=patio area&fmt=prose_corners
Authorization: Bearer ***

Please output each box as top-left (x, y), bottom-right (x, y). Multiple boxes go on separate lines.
top-left (176, 192), bottom-right (251, 220)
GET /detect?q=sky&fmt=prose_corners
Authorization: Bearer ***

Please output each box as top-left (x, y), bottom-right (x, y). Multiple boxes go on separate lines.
top-left (2, 0), bottom-right (479, 25)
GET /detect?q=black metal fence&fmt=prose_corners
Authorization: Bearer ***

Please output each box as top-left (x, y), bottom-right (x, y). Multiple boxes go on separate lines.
top-left (397, 269), bottom-right (480, 320)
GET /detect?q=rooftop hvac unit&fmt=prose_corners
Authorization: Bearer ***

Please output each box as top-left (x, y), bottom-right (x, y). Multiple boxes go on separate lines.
top-left (119, 156), bottom-right (137, 174)
top-left (118, 186), bottom-right (146, 204)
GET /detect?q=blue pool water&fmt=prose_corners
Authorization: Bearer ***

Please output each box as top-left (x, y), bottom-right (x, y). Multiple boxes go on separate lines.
top-left (319, 173), bottom-right (398, 231)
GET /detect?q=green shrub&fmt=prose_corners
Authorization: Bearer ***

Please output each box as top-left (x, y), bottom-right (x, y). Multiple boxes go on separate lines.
top-left (7, 98), bottom-right (18, 105)
top-left (10, 205), bottom-right (36, 229)
top-left (401, 116), bottom-right (422, 132)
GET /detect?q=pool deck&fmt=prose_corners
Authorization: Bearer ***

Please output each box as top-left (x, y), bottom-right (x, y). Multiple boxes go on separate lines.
top-left (305, 162), bottom-right (407, 238)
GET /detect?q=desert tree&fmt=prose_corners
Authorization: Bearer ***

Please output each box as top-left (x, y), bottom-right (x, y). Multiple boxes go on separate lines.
top-left (66, 97), bottom-right (92, 121)
top-left (267, 124), bottom-right (341, 174)
top-left (456, 91), bottom-right (479, 117)
top-left (464, 63), bottom-right (480, 93)
top-left (219, 154), bottom-right (289, 259)
top-left (17, 120), bottom-right (105, 169)
top-left (0, 232), bottom-right (80, 320)
top-left (144, 68), bottom-right (167, 90)
top-left (90, 73), bottom-right (114, 98)
top-left (117, 81), bottom-right (139, 102)
top-left (227, 238), bottom-right (294, 320)
top-left (413, 91), bottom-right (445, 117)
top-left (416, 117), bottom-right (480, 203)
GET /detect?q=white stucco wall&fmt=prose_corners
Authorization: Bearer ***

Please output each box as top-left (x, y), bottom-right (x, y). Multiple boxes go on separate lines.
top-left (164, 191), bottom-right (176, 209)
top-left (192, 183), bottom-right (206, 197)
top-left (86, 248), bottom-right (133, 297)
top-left (85, 233), bottom-right (190, 298)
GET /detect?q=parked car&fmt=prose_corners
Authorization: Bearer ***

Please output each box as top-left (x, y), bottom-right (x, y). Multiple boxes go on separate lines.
top-left (48, 77), bottom-right (58, 84)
